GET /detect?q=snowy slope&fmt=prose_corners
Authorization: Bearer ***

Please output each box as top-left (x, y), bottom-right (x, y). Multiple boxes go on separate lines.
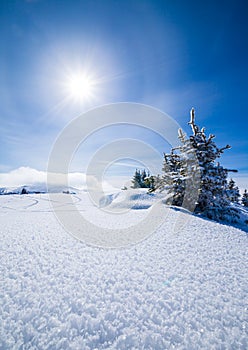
top-left (0, 192), bottom-right (247, 349)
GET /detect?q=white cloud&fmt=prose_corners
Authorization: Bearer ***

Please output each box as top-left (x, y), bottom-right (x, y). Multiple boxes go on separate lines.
top-left (0, 167), bottom-right (86, 190)
top-left (0, 167), bottom-right (125, 192)
top-left (0, 167), bottom-right (46, 187)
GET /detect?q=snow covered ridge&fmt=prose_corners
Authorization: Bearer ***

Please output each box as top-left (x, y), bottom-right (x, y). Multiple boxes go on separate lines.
top-left (0, 192), bottom-right (247, 349)
top-left (0, 184), bottom-right (77, 195)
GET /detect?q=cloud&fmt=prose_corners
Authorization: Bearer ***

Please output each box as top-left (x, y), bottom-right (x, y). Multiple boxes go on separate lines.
top-left (0, 167), bottom-right (125, 192)
top-left (0, 167), bottom-right (46, 187)
top-left (0, 167), bottom-right (86, 189)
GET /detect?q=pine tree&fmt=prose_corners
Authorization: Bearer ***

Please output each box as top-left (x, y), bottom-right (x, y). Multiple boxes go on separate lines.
top-left (156, 108), bottom-right (239, 222)
top-left (242, 189), bottom-right (248, 207)
top-left (131, 169), bottom-right (158, 190)
top-left (149, 174), bottom-right (163, 193)
top-left (161, 150), bottom-right (185, 206)
top-left (131, 169), bottom-right (151, 188)
top-left (185, 109), bottom-right (239, 221)
top-left (147, 175), bottom-right (155, 191)
top-left (227, 179), bottom-right (240, 203)
top-left (141, 169), bottom-right (147, 184)
top-left (131, 169), bottom-right (142, 188)
top-left (21, 187), bottom-right (28, 195)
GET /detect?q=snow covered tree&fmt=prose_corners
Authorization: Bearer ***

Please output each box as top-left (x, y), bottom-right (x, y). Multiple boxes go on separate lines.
top-left (227, 179), bottom-right (240, 203)
top-left (155, 108), bottom-right (239, 222)
top-left (131, 169), bottom-right (152, 188)
top-left (144, 175), bottom-right (155, 190)
top-left (131, 168), bottom-right (159, 190)
top-left (242, 189), bottom-right (248, 207)
top-left (131, 169), bottom-right (142, 188)
top-left (183, 108), bottom-right (239, 221)
top-left (158, 150), bottom-right (185, 206)
top-left (141, 169), bottom-right (147, 184)
top-left (21, 187), bottom-right (28, 195)
top-left (149, 174), bottom-right (163, 193)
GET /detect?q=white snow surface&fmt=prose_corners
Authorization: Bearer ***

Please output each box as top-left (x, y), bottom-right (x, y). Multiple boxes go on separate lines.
top-left (0, 192), bottom-right (247, 349)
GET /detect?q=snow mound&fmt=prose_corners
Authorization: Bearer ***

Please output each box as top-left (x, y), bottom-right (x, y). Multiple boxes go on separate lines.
top-left (99, 189), bottom-right (166, 210)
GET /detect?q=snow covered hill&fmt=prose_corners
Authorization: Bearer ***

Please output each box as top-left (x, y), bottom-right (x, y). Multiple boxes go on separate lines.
top-left (0, 192), bottom-right (247, 349)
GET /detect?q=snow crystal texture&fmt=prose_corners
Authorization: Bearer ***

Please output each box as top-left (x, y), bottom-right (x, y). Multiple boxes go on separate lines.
top-left (0, 193), bottom-right (247, 349)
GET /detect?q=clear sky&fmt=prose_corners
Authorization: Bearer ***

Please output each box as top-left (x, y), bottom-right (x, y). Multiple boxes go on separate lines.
top-left (0, 0), bottom-right (247, 188)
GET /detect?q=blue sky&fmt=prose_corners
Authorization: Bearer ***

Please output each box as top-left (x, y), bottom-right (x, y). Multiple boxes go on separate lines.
top-left (0, 0), bottom-right (247, 188)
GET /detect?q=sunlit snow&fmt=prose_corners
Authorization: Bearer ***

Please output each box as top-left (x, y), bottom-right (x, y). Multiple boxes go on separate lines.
top-left (0, 192), bottom-right (247, 349)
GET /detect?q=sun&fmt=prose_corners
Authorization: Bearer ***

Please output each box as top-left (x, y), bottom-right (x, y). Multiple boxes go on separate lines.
top-left (66, 72), bottom-right (95, 102)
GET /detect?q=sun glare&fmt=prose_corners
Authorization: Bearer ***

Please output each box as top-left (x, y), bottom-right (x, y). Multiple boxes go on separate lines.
top-left (66, 73), bottom-right (95, 102)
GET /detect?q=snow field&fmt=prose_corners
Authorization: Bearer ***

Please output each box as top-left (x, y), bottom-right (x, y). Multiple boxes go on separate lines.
top-left (0, 193), bottom-right (247, 349)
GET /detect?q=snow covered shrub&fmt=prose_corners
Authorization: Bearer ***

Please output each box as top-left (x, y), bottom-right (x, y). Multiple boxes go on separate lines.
top-left (227, 179), bottom-right (240, 203)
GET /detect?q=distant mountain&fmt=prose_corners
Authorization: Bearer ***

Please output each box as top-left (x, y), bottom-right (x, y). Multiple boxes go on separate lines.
top-left (0, 183), bottom-right (77, 195)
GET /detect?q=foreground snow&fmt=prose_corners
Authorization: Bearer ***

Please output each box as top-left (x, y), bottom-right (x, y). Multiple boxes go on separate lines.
top-left (0, 192), bottom-right (247, 349)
